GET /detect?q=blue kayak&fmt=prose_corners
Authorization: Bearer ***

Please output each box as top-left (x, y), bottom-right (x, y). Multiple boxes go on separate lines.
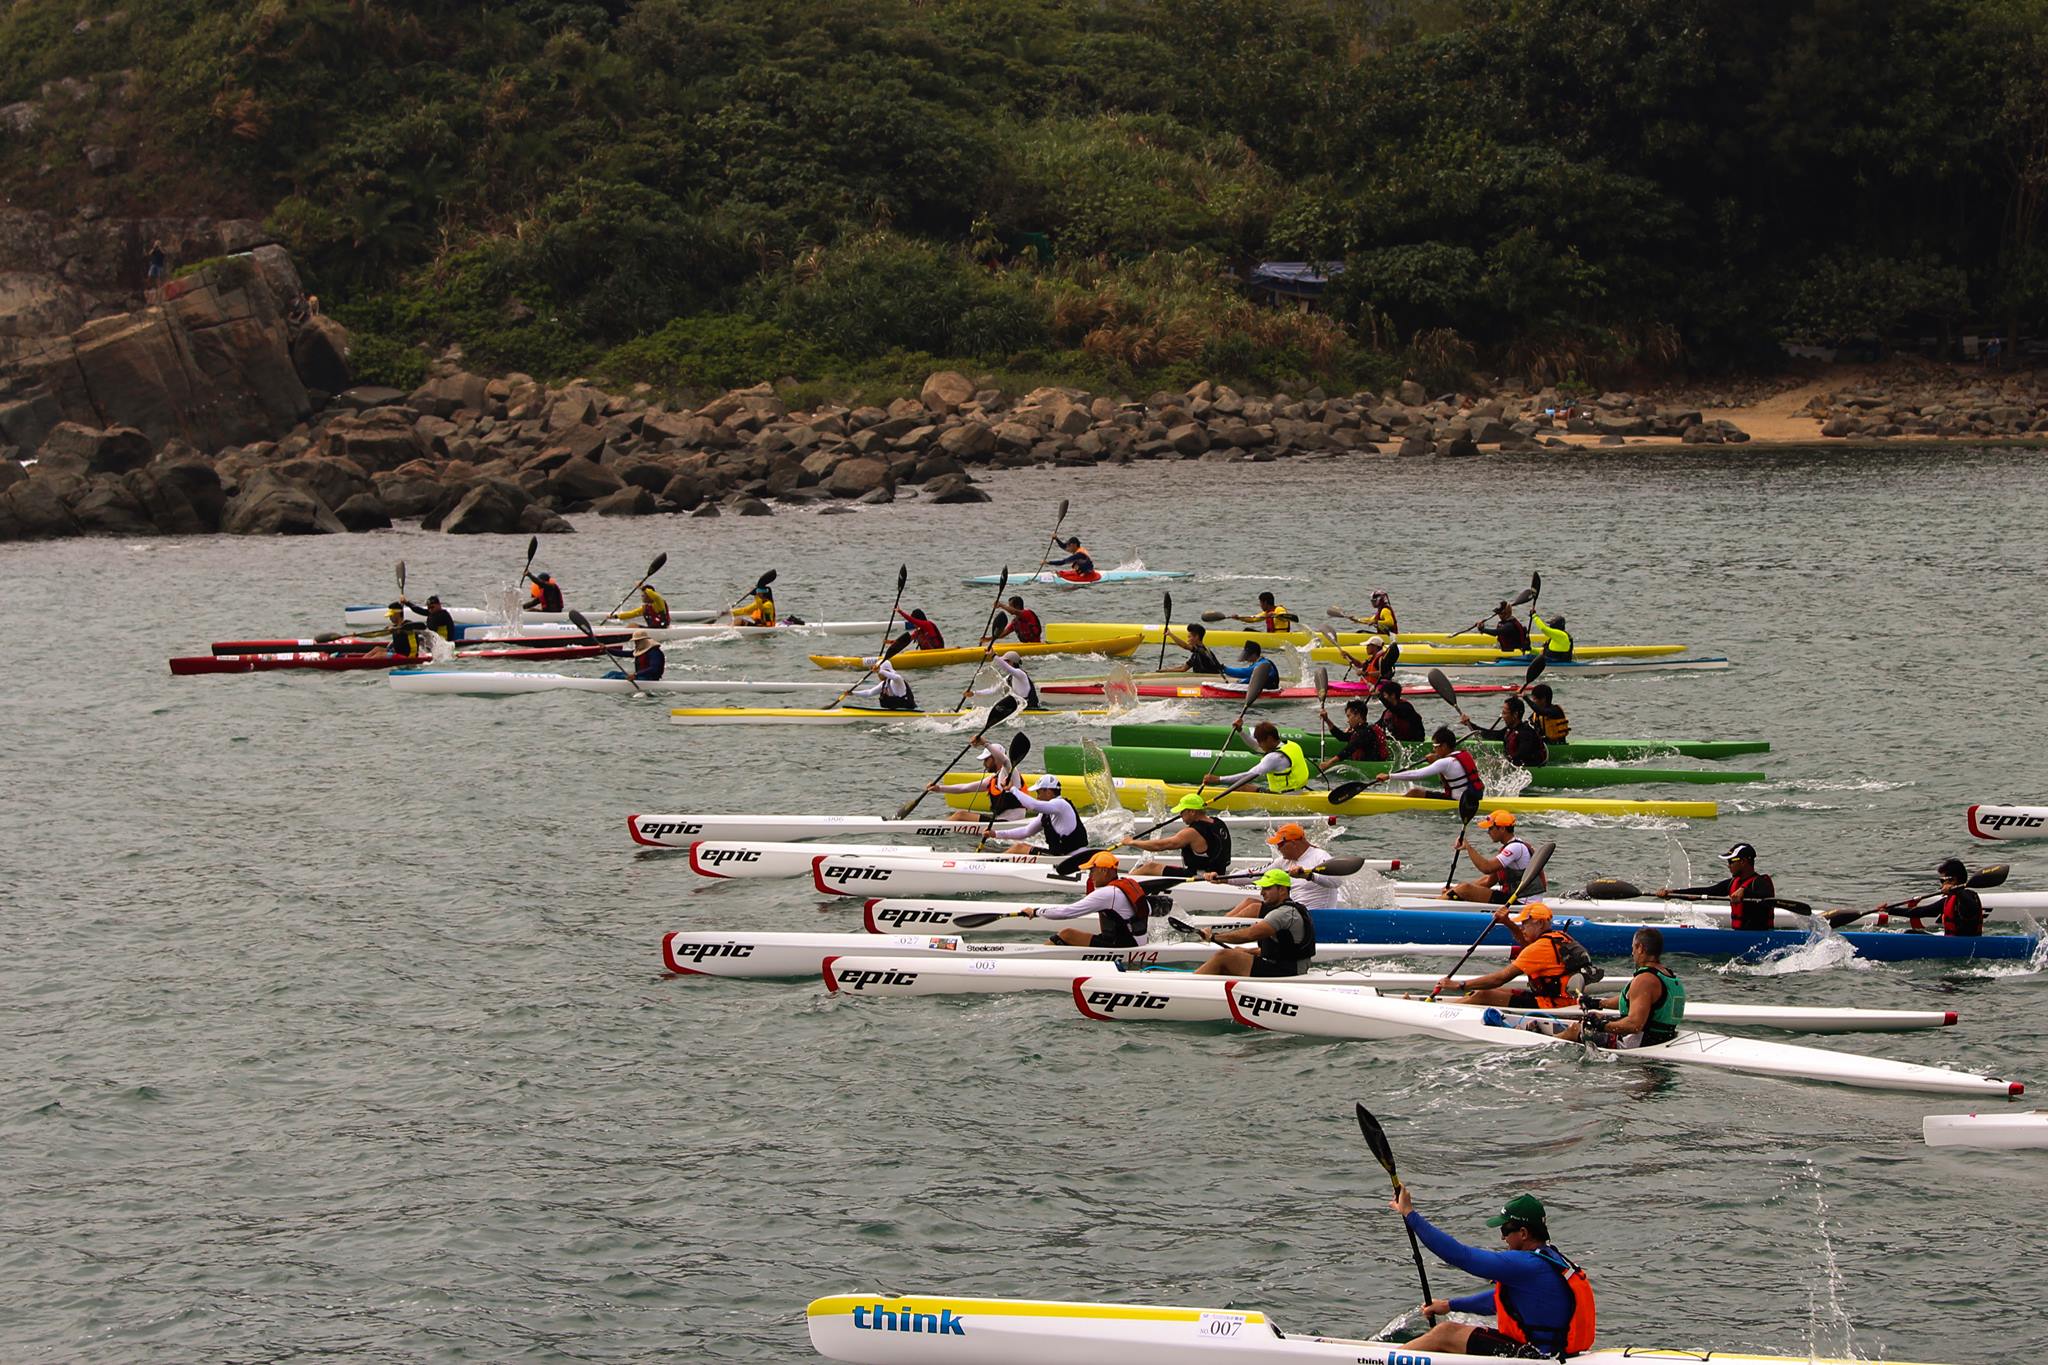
top-left (1313, 907), bottom-right (2036, 963)
top-left (962, 569), bottom-right (1193, 587)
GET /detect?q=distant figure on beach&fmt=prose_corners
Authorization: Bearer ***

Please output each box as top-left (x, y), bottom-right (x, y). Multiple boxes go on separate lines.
top-left (1985, 336), bottom-right (2003, 367)
top-left (145, 239), bottom-right (166, 303)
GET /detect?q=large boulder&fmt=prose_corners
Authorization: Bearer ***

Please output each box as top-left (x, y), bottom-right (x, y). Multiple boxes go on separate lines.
top-left (147, 460), bottom-right (226, 530)
top-left (937, 421), bottom-right (996, 460)
top-left (920, 370), bottom-right (976, 415)
top-left (0, 392), bottom-right (63, 453)
top-left (441, 480), bottom-right (527, 534)
top-left (592, 485), bottom-right (657, 516)
top-left (66, 472), bottom-right (157, 534)
top-left (271, 456), bottom-right (370, 511)
top-left (125, 465), bottom-right (212, 535)
top-left (824, 456), bottom-right (889, 498)
top-left (38, 421), bottom-right (154, 473)
top-left (371, 472), bottom-right (447, 519)
top-left (407, 370), bottom-right (488, 419)
top-left (220, 477), bottom-right (345, 535)
top-left (547, 456), bottom-right (625, 502)
top-left (334, 491), bottom-right (392, 531)
top-left (290, 315), bottom-right (354, 395)
top-left (0, 476), bottom-right (82, 539)
top-left (924, 473), bottom-right (991, 504)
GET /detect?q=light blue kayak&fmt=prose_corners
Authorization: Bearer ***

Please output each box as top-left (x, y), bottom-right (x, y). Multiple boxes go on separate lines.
top-left (962, 568), bottom-right (1193, 587)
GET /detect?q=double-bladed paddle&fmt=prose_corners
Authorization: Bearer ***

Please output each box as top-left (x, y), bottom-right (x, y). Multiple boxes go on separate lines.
top-left (1449, 572), bottom-right (1540, 638)
top-left (1428, 841), bottom-right (1555, 999)
top-left (519, 536), bottom-right (539, 585)
top-left (1583, 878), bottom-right (1814, 916)
top-left (1051, 769), bottom-right (1272, 876)
top-left (824, 565), bottom-right (909, 711)
top-left (1029, 498), bottom-right (1071, 583)
top-left (724, 569), bottom-right (776, 617)
top-left (567, 609), bottom-right (646, 696)
top-left (600, 551), bottom-right (668, 625)
top-left (1156, 591), bottom-right (1173, 671)
top-left (895, 695), bottom-right (1021, 820)
top-left (1356, 1104), bottom-right (1437, 1327)
top-left (954, 568), bottom-right (1013, 712)
top-left (1824, 864), bottom-right (2009, 929)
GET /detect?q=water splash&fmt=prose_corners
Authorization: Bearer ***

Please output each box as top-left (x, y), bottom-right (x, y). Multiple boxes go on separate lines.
top-left (1717, 931), bottom-right (1873, 977)
top-left (1790, 1158), bottom-right (1859, 1360)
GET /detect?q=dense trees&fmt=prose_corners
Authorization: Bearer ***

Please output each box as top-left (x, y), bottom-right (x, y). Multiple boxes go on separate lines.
top-left (4, 0), bottom-right (2041, 393)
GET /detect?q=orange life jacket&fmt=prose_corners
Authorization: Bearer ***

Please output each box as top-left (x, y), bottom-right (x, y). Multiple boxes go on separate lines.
top-left (1494, 1246), bottom-right (1597, 1356)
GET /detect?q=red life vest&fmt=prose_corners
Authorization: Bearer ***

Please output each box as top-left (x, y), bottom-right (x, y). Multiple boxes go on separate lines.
top-left (1107, 876), bottom-right (1150, 935)
top-left (1013, 609), bottom-right (1043, 643)
top-left (1444, 749), bottom-right (1483, 797)
top-left (1494, 1246), bottom-right (1597, 1356)
top-left (1727, 871), bottom-right (1773, 932)
top-left (904, 616), bottom-right (943, 649)
top-left (1940, 889), bottom-right (1983, 937)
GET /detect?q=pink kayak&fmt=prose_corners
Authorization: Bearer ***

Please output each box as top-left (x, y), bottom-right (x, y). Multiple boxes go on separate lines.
top-left (1038, 679), bottom-right (1514, 700)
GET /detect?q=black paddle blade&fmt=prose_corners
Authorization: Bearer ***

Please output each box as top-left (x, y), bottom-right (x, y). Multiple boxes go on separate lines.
top-left (1327, 780), bottom-right (1369, 805)
top-left (1427, 668), bottom-right (1459, 708)
top-left (1509, 841), bottom-right (1556, 902)
top-left (756, 569), bottom-right (777, 590)
top-left (1457, 788), bottom-right (1481, 823)
top-left (1771, 898), bottom-right (1815, 915)
top-left (1508, 586), bottom-right (1536, 607)
top-left (1529, 570), bottom-right (1541, 600)
top-left (525, 535), bottom-right (539, 567)
top-left (396, 559), bottom-right (406, 593)
top-left (1201, 610), bottom-right (1226, 622)
top-left (896, 564), bottom-right (909, 593)
top-left (1165, 908), bottom-right (1199, 934)
top-left (1318, 856), bottom-right (1366, 877)
top-left (1585, 878), bottom-right (1643, 899)
top-left (567, 609), bottom-right (595, 639)
top-left (988, 611), bottom-right (1009, 637)
top-left (995, 567), bottom-right (1010, 593)
top-left (985, 695), bottom-right (1020, 728)
top-left (1055, 497), bottom-right (1070, 526)
top-left (1970, 864), bottom-right (2010, 888)
top-left (1315, 665), bottom-right (1330, 702)
top-left (644, 552), bottom-right (668, 581)
top-left (1054, 846), bottom-right (1101, 877)
top-left (1354, 1103), bottom-right (1402, 1183)
top-left (1009, 732), bottom-right (1032, 765)
top-left (1523, 654), bottom-right (1548, 687)
top-left (1162, 591), bottom-right (1172, 622)
top-left (951, 912), bottom-right (1007, 929)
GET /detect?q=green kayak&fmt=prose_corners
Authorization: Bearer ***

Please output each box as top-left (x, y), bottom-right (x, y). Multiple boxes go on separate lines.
top-left (1045, 744), bottom-right (1766, 791)
top-left (1107, 722), bottom-right (1770, 763)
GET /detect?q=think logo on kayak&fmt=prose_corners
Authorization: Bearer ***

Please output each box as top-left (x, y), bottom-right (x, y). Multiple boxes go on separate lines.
top-left (850, 1304), bottom-right (965, 1335)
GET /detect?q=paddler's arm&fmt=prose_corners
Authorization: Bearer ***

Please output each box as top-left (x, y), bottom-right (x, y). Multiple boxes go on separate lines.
top-left (1118, 828), bottom-right (1193, 853)
top-left (1393, 1191), bottom-right (1528, 1294)
top-left (1196, 917), bottom-right (1274, 945)
top-left (1439, 957), bottom-right (1519, 994)
top-left (1604, 972), bottom-right (1660, 1040)
top-left (1371, 757), bottom-right (1442, 785)
top-left (1457, 712), bottom-right (1509, 740)
top-left (986, 815), bottom-right (1043, 842)
top-left (1024, 886), bottom-right (1116, 920)
top-left (1657, 878), bottom-right (1734, 898)
top-left (927, 777), bottom-right (993, 794)
top-left (1007, 788), bottom-right (1069, 815)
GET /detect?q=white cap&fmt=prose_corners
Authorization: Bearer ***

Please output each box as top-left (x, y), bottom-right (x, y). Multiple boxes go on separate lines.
top-left (1032, 774), bottom-right (1061, 793)
top-left (1001, 650), bottom-right (1022, 666)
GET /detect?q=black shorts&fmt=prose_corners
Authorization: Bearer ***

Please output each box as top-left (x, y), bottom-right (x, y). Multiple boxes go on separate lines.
top-left (878, 693), bottom-right (917, 711)
top-left (1248, 952), bottom-right (1304, 979)
top-left (1088, 923), bottom-right (1137, 949)
top-left (1461, 1326), bottom-right (1550, 1359)
top-left (989, 792), bottom-right (1023, 816)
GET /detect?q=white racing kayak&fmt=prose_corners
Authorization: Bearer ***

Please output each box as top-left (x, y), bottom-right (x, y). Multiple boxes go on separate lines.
top-left (813, 853), bottom-right (1379, 899)
top-left (345, 603), bottom-right (713, 629)
top-left (681, 842), bottom-right (1274, 882)
top-left (1389, 883), bottom-right (2048, 926)
top-left (1227, 982), bottom-right (2023, 1097)
top-left (806, 1292), bottom-right (1950, 1364)
top-left (669, 705), bottom-right (1108, 726)
top-left (823, 957), bottom-right (1498, 1000)
top-left (1923, 1110), bottom-right (2048, 1148)
top-left (1967, 804), bottom-right (2048, 841)
top-left (628, 811), bottom-right (1341, 848)
top-left (663, 931), bottom-right (1221, 978)
top-left (484, 619), bottom-right (889, 641)
top-left (389, 669), bottom-right (843, 697)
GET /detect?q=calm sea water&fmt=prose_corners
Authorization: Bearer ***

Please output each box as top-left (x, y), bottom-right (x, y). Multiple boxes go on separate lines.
top-left (4, 445), bottom-right (2044, 1363)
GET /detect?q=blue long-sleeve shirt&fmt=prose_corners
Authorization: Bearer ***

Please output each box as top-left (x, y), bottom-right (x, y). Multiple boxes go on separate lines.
top-left (1404, 1210), bottom-right (1574, 1351)
top-left (1218, 659), bottom-right (1280, 689)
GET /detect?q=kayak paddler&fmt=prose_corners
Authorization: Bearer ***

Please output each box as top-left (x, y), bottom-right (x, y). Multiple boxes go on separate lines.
top-left (1216, 640), bottom-right (1282, 705)
top-left (1457, 695), bottom-right (1548, 768)
top-left (1374, 678), bottom-right (1427, 742)
top-left (1522, 682), bottom-right (1570, 742)
top-left (1434, 902), bottom-right (1592, 1010)
top-left (1224, 591), bottom-right (1297, 632)
top-left (1507, 925), bottom-right (1683, 1049)
top-left (1325, 632), bottom-right (1398, 686)
top-left (1369, 726), bottom-right (1483, 802)
top-left (1529, 611), bottom-right (1573, 661)
top-left (1483, 600), bottom-right (1531, 651)
top-left (1658, 841), bottom-right (1776, 931)
top-left (629, 631), bottom-right (665, 681)
top-left (370, 603), bottom-right (430, 658)
top-left (1160, 622), bottom-right (1224, 675)
top-left (1335, 590), bottom-right (1398, 635)
top-left (930, 738), bottom-right (1020, 824)
top-left (525, 571), bottom-right (565, 613)
top-left (848, 658), bottom-right (916, 711)
top-left (989, 596), bottom-right (1043, 644)
top-left (1016, 850), bottom-right (1146, 946)
top-left (1447, 810), bottom-right (1545, 904)
top-left (400, 593), bottom-right (455, 641)
top-left (1389, 1188), bottom-right (1596, 1360)
top-left (1218, 822), bottom-right (1341, 915)
top-left (1317, 698), bottom-right (1390, 768)
top-left (1212, 720), bottom-right (1312, 794)
top-left (616, 584), bottom-right (671, 628)
top-left (1188, 868), bottom-right (1316, 976)
top-left (1046, 537), bottom-right (1096, 579)
top-left (1912, 858), bottom-right (1984, 936)
top-left (1119, 792), bottom-right (1233, 878)
top-left (995, 773), bottom-right (1092, 856)
top-left (889, 607), bottom-right (945, 654)
top-left (730, 580), bottom-right (777, 626)
top-left (971, 650), bottom-right (1040, 710)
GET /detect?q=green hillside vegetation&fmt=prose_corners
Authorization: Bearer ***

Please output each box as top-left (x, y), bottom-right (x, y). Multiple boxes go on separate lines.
top-left (6, 0), bottom-right (2045, 399)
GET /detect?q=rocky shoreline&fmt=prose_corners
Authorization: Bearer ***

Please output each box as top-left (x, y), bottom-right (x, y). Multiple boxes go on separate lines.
top-left (3, 248), bottom-right (2045, 544)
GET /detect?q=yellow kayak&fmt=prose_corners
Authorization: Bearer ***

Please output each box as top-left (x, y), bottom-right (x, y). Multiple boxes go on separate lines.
top-left (1046, 621), bottom-right (1504, 648)
top-left (808, 634), bottom-right (1141, 671)
top-left (671, 707), bottom-right (1107, 725)
top-left (942, 771), bottom-right (1717, 819)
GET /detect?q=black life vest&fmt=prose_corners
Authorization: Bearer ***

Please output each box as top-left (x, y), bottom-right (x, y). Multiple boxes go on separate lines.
top-left (1380, 699), bottom-right (1425, 742)
top-left (1178, 815), bottom-right (1233, 875)
top-left (1503, 719), bottom-right (1549, 768)
top-left (1260, 899), bottom-right (1316, 973)
top-left (1186, 644), bottom-right (1222, 674)
top-left (634, 646), bottom-right (667, 681)
top-left (1041, 801), bottom-right (1090, 855)
top-left (1495, 617), bottom-right (1531, 651)
top-left (1940, 888), bottom-right (1984, 937)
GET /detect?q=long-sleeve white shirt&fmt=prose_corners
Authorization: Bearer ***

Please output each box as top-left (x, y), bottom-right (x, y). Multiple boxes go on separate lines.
top-left (1215, 750), bottom-right (1292, 786)
top-left (1385, 753), bottom-right (1478, 795)
top-left (1260, 845), bottom-right (1340, 910)
top-left (1007, 787), bottom-right (1082, 839)
top-left (851, 661), bottom-right (911, 701)
top-left (972, 656), bottom-right (1036, 705)
top-left (1034, 881), bottom-right (1138, 923)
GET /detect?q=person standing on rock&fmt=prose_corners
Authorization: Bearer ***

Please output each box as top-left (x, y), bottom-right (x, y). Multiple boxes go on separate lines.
top-left (145, 239), bottom-right (167, 304)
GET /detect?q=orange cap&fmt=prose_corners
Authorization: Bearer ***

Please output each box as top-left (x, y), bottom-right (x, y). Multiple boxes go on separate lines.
top-left (1478, 810), bottom-right (1516, 830)
top-left (1266, 822), bottom-right (1308, 845)
top-left (1514, 901), bottom-right (1552, 925)
top-left (1086, 851), bottom-right (1122, 870)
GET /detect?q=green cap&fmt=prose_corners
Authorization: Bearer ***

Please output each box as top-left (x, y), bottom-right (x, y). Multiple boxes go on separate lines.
top-left (1173, 794), bottom-right (1207, 812)
top-left (1255, 868), bottom-right (1293, 888)
top-left (1486, 1193), bottom-right (1547, 1227)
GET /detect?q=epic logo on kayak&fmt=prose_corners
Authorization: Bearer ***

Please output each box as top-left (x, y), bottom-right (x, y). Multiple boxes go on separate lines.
top-left (637, 820), bottom-right (702, 838)
top-left (1977, 811), bottom-right (2045, 831)
top-left (849, 1305), bottom-right (965, 1335)
top-left (1232, 992), bottom-right (1299, 1018)
top-left (668, 941), bottom-right (755, 964)
top-left (1084, 989), bottom-right (1170, 1011)
top-left (831, 866), bottom-right (894, 883)
top-left (697, 847), bottom-right (761, 865)
top-left (836, 968), bottom-right (920, 990)
top-left (873, 907), bottom-right (952, 928)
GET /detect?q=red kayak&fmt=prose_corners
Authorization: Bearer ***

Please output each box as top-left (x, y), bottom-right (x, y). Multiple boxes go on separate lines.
top-left (210, 633), bottom-right (630, 656)
top-left (1038, 679), bottom-right (1515, 700)
top-left (171, 643), bottom-right (609, 676)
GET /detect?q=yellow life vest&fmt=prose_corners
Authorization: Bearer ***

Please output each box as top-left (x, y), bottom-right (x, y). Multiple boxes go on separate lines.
top-left (1266, 740), bottom-right (1311, 793)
